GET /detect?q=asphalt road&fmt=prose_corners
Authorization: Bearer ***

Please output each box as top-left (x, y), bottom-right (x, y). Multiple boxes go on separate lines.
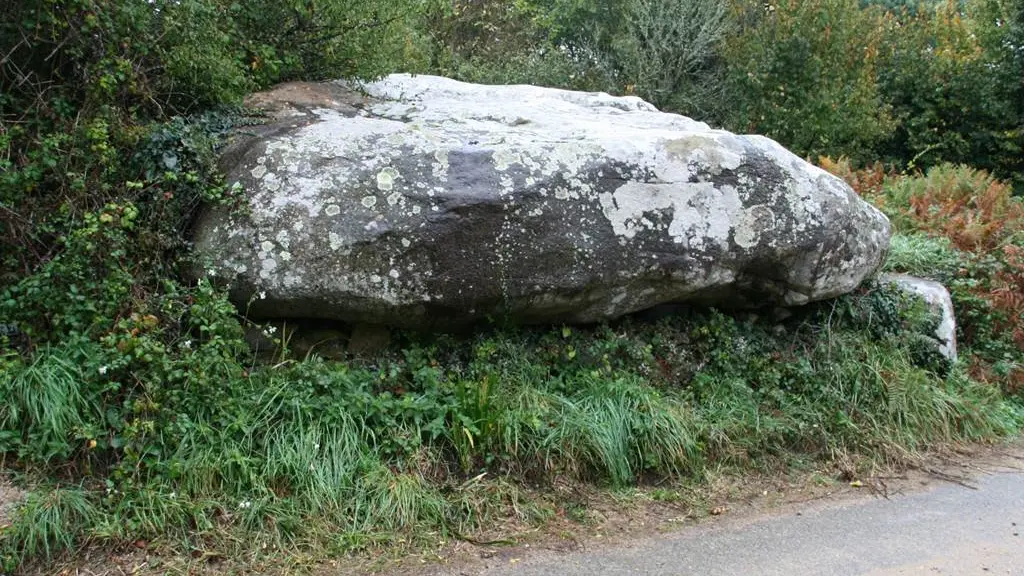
top-left (440, 469), bottom-right (1024, 576)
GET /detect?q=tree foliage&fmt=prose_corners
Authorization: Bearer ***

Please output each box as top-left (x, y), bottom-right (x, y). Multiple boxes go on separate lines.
top-left (875, 0), bottom-right (1023, 180)
top-left (718, 0), bottom-right (896, 162)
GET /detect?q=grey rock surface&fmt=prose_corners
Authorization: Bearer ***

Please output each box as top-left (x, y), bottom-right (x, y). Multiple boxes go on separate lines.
top-left (880, 273), bottom-right (958, 361)
top-left (193, 75), bottom-right (891, 328)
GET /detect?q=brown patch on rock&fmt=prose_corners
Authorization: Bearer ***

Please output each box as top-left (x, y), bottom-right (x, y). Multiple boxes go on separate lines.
top-left (244, 81), bottom-right (367, 120)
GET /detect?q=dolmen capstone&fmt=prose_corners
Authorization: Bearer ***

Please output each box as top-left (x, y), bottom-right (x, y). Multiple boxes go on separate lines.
top-left (193, 74), bottom-right (891, 329)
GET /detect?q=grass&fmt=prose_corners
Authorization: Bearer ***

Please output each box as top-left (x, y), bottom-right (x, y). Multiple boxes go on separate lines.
top-left (3, 286), bottom-right (1021, 572)
top-left (4, 488), bottom-right (97, 563)
top-left (884, 233), bottom-right (965, 281)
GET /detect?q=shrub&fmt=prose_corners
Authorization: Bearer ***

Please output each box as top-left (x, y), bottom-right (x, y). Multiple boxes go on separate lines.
top-left (599, 0), bottom-right (730, 116)
top-left (880, 164), bottom-right (1022, 251)
top-left (875, 0), bottom-right (1023, 180)
top-left (720, 0), bottom-right (896, 162)
top-left (824, 160), bottom-right (1024, 393)
top-left (420, 0), bottom-right (618, 91)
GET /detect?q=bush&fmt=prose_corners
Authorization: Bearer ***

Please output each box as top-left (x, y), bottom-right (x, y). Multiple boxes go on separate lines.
top-left (599, 0), bottom-right (730, 116)
top-left (420, 0), bottom-right (618, 91)
top-left (879, 164), bottom-right (1022, 251)
top-left (822, 159), bottom-right (1024, 393)
top-left (720, 0), bottom-right (896, 162)
top-left (875, 0), bottom-right (1023, 180)
top-left (421, 0), bottom-right (730, 120)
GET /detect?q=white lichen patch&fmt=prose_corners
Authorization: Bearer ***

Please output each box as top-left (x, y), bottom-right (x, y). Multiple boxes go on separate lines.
top-left (734, 205), bottom-right (776, 249)
top-left (599, 181), bottom-right (744, 250)
top-left (432, 148), bottom-right (450, 180)
top-left (329, 232), bottom-right (344, 251)
top-left (434, 149), bottom-right (449, 166)
top-left (377, 167), bottom-right (400, 191)
top-left (259, 258), bottom-right (278, 279)
top-left (325, 204), bottom-right (341, 217)
top-left (493, 149), bottom-right (521, 171)
top-left (275, 229), bottom-right (291, 249)
top-left (361, 195), bottom-right (378, 208)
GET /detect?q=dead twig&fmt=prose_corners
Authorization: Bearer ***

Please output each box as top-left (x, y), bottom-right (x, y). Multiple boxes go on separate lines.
top-left (915, 466), bottom-right (979, 490)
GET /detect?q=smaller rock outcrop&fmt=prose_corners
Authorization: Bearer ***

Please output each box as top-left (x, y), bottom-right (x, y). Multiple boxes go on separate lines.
top-left (879, 273), bottom-right (958, 362)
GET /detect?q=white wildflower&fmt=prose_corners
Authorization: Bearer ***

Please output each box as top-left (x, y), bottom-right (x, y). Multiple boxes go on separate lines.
top-left (182, 340), bottom-right (192, 349)
top-left (98, 366), bottom-right (108, 375)
top-left (258, 291), bottom-right (267, 300)
top-left (239, 500), bottom-right (252, 509)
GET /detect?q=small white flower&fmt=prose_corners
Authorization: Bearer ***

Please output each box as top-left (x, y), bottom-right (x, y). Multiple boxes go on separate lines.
top-left (98, 366), bottom-right (108, 375)
top-left (313, 443), bottom-right (320, 450)
top-left (258, 291), bottom-right (267, 300)
top-left (264, 325), bottom-right (277, 335)
top-left (239, 500), bottom-right (252, 509)
top-left (206, 268), bottom-right (216, 277)
top-left (169, 492), bottom-right (177, 499)
top-left (182, 340), bottom-right (192, 349)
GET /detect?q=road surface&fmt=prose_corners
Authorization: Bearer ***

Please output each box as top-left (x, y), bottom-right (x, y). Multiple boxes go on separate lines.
top-left (431, 466), bottom-right (1024, 575)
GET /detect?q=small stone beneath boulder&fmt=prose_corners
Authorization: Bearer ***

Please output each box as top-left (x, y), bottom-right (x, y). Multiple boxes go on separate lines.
top-left (193, 74), bottom-right (891, 329)
top-left (879, 273), bottom-right (958, 362)
top-left (347, 323), bottom-right (392, 355)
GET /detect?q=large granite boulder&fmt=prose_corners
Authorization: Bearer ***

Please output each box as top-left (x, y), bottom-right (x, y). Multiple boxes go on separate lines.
top-left (193, 74), bottom-right (891, 329)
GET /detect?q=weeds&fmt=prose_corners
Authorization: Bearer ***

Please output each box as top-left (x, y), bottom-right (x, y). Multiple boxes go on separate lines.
top-left (2, 487), bottom-right (97, 567)
top-left (2, 287), bottom-right (1022, 571)
top-left (884, 233), bottom-right (965, 281)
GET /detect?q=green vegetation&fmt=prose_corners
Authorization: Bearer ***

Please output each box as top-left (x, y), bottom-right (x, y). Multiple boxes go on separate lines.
top-left (2, 0), bottom-right (1023, 572)
top-left (3, 297), bottom-right (1020, 570)
top-left (824, 160), bottom-right (1023, 394)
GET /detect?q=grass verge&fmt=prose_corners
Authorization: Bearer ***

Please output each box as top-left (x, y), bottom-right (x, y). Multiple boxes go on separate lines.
top-left (2, 284), bottom-right (1021, 572)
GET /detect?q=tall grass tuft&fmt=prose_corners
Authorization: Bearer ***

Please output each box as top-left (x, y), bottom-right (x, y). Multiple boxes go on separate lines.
top-left (3, 487), bottom-right (97, 563)
top-left (0, 341), bottom-right (102, 462)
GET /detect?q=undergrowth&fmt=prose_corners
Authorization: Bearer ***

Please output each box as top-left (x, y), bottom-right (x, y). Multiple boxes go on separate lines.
top-left (823, 158), bottom-right (1024, 394)
top-left (2, 285), bottom-right (1021, 571)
